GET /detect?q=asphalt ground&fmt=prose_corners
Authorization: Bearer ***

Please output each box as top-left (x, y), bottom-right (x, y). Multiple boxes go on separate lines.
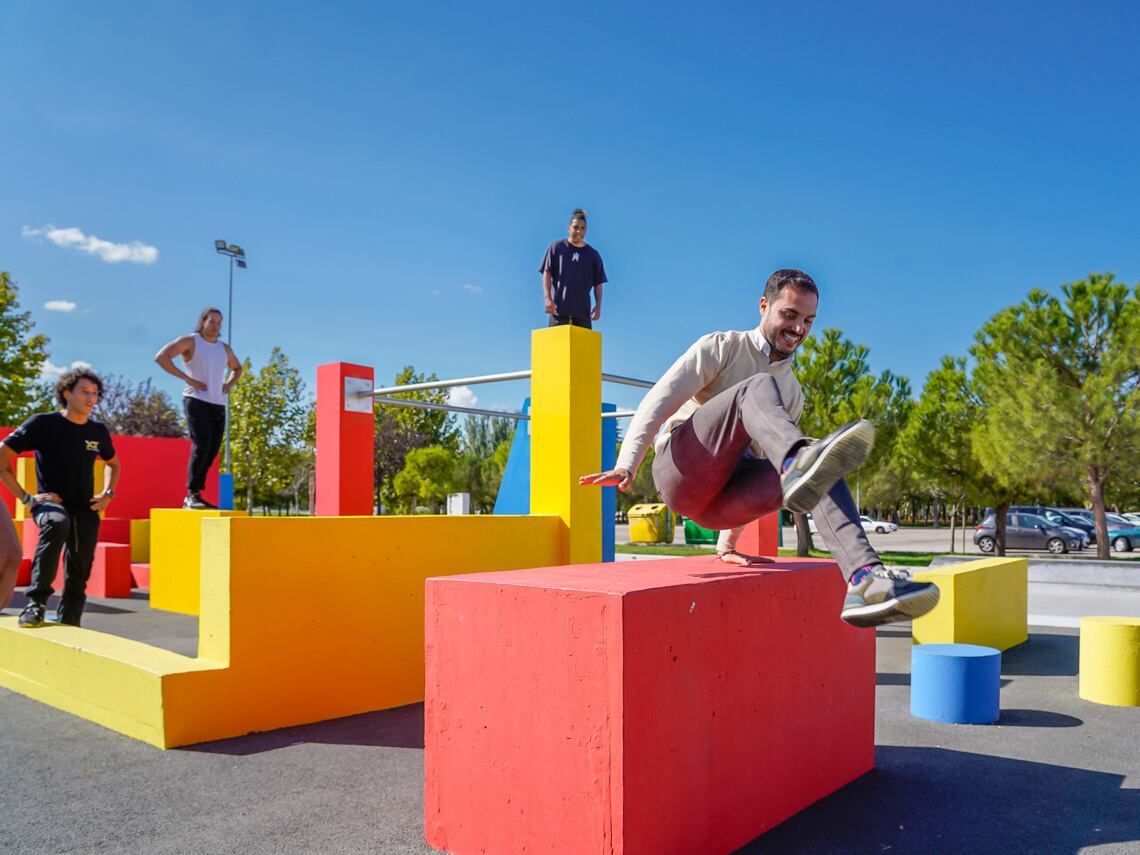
top-left (1, 599), bottom-right (1138, 853)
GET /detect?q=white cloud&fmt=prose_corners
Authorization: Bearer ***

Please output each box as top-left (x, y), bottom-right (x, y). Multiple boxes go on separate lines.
top-left (40, 359), bottom-right (92, 381)
top-left (430, 289), bottom-right (440, 296)
top-left (463, 283), bottom-right (484, 295)
top-left (448, 385), bottom-right (478, 408)
top-left (44, 299), bottom-right (77, 313)
top-left (22, 224), bottom-right (159, 264)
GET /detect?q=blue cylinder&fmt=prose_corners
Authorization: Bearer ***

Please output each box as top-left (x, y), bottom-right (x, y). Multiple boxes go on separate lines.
top-left (911, 643), bottom-right (1001, 724)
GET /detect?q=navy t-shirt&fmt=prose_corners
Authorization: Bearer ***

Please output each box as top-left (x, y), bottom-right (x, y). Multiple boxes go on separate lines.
top-left (540, 240), bottom-right (607, 320)
top-left (2, 413), bottom-right (116, 508)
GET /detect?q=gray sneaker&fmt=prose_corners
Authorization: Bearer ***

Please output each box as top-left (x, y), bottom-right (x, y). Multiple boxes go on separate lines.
top-left (841, 567), bottom-right (940, 628)
top-left (780, 420), bottom-right (876, 514)
top-left (18, 602), bottom-right (46, 628)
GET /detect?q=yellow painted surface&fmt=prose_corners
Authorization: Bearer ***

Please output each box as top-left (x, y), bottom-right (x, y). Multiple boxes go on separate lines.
top-left (13, 458), bottom-right (35, 522)
top-left (0, 513), bottom-right (563, 747)
top-left (130, 519), bottom-right (150, 563)
top-left (0, 619), bottom-right (221, 747)
top-left (913, 557), bottom-right (1027, 651)
top-left (149, 509), bottom-right (246, 616)
top-left (530, 325), bottom-right (601, 565)
top-left (1079, 616), bottom-right (1140, 707)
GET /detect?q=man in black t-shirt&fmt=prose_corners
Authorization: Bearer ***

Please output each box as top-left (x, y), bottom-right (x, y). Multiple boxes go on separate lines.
top-left (540, 208), bottom-right (608, 329)
top-left (0, 367), bottom-right (121, 627)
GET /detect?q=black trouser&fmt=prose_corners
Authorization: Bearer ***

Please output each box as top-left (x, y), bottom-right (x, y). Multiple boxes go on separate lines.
top-left (184, 397), bottom-right (227, 493)
top-left (548, 314), bottom-right (592, 330)
top-left (26, 502), bottom-right (101, 623)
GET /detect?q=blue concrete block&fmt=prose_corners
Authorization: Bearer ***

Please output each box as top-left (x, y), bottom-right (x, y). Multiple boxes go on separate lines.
top-left (218, 473), bottom-right (235, 511)
top-left (911, 643), bottom-right (1001, 724)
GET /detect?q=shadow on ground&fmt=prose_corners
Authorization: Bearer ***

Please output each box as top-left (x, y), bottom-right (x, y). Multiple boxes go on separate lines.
top-left (737, 746), bottom-right (1140, 854)
top-left (1001, 633), bottom-right (1079, 677)
top-left (184, 703), bottom-right (425, 756)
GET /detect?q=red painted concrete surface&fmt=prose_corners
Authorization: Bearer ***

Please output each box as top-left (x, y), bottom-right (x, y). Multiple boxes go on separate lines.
top-left (425, 556), bottom-right (875, 855)
top-left (88, 542), bottom-right (133, 598)
top-left (315, 363), bottom-right (375, 516)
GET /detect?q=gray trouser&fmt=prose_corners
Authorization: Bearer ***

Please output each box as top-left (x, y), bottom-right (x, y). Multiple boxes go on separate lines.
top-left (652, 374), bottom-right (879, 581)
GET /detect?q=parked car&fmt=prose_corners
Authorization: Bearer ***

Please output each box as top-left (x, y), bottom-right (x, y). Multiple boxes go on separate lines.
top-left (974, 512), bottom-right (1084, 555)
top-left (860, 515), bottom-right (897, 534)
top-left (1121, 512), bottom-right (1140, 526)
top-left (1061, 509), bottom-right (1133, 532)
top-left (1011, 505), bottom-right (1096, 544)
top-left (1108, 525), bottom-right (1140, 552)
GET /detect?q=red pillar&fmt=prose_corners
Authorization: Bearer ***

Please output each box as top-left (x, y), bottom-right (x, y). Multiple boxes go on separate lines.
top-left (736, 510), bottom-right (780, 556)
top-left (315, 363), bottom-right (375, 516)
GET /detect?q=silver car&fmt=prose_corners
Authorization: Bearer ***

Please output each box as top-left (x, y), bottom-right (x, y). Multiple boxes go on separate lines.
top-left (974, 512), bottom-right (1084, 555)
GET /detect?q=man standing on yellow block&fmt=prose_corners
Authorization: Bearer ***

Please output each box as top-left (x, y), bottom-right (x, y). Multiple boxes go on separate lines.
top-left (580, 268), bottom-right (939, 628)
top-left (155, 307), bottom-right (243, 510)
top-left (540, 208), bottom-right (607, 329)
top-left (0, 367), bottom-right (120, 627)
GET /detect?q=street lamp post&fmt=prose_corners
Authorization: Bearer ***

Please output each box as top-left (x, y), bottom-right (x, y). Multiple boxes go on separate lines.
top-left (214, 240), bottom-right (247, 509)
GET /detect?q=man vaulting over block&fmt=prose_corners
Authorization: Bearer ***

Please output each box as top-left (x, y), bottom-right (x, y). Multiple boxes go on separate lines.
top-left (580, 268), bottom-right (939, 628)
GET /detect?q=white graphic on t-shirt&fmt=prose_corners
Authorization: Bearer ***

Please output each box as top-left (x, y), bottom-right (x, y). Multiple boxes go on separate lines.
top-left (572, 252), bottom-right (580, 262)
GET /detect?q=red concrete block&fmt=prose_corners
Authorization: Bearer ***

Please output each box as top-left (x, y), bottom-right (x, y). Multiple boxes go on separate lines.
top-left (315, 362), bottom-right (375, 516)
top-left (425, 556), bottom-right (875, 855)
top-left (736, 510), bottom-right (780, 555)
top-left (130, 563), bottom-right (151, 590)
top-left (88, 543), bottom-right (132, 598)
top-left (98, 517), bottom-right (132, 546)
top-left (15, 558), bottom-right (30, 586)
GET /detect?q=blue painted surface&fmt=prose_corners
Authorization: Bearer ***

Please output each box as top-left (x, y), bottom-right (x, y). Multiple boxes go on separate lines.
top-left (911, 643), bottom-right (1001, 725)
top-left (492, 396), bottom-right (617, 563)
top-left (492, 398), bottom-right (531, 515)
top-left (218, 473), bottom-right (235, 511)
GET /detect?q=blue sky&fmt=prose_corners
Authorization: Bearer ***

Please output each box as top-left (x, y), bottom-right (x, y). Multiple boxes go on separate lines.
top-left (3, 1), bottom-right (1138, 416)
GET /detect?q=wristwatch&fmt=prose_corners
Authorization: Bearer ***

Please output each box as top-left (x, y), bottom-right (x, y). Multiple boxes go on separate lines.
top-left (105, 489), bottom-right (115, 497)
top-left (20, 492), bottom-right (32, 506)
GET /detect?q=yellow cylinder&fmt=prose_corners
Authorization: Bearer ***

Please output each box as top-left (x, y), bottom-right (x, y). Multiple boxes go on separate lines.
top-left (1078, 616), bottom-right (1140, 706)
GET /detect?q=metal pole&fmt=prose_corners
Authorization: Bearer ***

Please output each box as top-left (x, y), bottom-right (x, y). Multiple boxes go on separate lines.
top-left (367, 370), bottom-right (532, 397)
top-left (225, 255), bottom-right (233, 473)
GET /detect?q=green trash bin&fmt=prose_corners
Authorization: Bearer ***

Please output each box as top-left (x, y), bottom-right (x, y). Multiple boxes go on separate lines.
top-left (628, 503), bottom-right (674, 544)
top-left (682, 516), bottom-right (720, 545)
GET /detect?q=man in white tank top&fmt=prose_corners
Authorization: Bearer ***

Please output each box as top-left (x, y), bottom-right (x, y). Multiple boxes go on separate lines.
top-left (155, 308), bottom-right (243, 509)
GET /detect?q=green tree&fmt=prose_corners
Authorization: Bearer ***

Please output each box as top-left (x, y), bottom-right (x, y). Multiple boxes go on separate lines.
top-left (793, 328), bottom-right (912, 554)
top-left (971, 274), bottom-right (1140, 558)
top-left (461, 414), bottom-right (515, 458)
top-left (95, 375), bottom-right (185, 437)
top-left (896, 357), bottom-right (984, 552)
top-left (0, 272), bottom-right (50, 425)
top-left (374, 366), bottom-right (458, 512)
top-left (228, 347), bottom-right (310, 511)
top-left (393, 445), bottom-right (458, 513)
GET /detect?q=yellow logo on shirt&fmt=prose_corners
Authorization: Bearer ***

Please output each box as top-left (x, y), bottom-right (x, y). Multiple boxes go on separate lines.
top-left (85, 440), bottom-right (100, 452)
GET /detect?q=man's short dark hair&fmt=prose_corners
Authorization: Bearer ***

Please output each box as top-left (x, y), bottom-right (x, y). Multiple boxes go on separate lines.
top-left (570, 208), bottom-right (588, 223)
top-left (55, 367), bottom-right (104, 407)
top-left (763, 269), bottom-right (818, 302)
top-left (195, 307), bottom-right (223, 334)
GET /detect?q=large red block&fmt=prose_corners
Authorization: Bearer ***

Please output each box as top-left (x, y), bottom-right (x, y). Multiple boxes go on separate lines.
top-left (88, 542), bottom-right (132, 598)
top-left (315, 363), bottom-right (375, 516)
top-left (425, 556), bottom-right (875, 855)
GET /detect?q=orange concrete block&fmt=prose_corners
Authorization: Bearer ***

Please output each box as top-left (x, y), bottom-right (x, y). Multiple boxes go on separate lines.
top-left (425, 556), bottom-right (875, 855)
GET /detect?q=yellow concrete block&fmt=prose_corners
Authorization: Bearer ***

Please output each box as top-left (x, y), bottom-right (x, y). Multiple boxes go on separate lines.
top-left (149, 509), bottom-right (247, 616)
top-left (14, 458), bottom-right (35, 522)
top-left (0, 618), bottom-right (222, 748)
top-left (130, 519), bottom-right (150, 563)
top-left (0, 513), bottom-right (564, 748)
top-left (913, 557), bottom-right (1027, 651)
top-left (530, 325), bottom-right (601, 565)
top-left (1079, 616), bottom-right (1140, 707)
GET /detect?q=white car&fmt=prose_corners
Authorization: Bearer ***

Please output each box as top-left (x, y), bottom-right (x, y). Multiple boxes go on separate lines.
top-left (860, 515), bottom-right (897, 534)
top-left (1122, 512), bottom-right (1140, 526)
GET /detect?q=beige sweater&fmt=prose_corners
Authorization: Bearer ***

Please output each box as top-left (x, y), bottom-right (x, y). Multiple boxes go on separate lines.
top-left (615, 327), bottom-right (803, 553)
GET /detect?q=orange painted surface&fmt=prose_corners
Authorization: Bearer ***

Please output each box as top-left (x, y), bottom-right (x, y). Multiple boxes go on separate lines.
top-left (425, 555), bottom-right (875, 855)
top-left (89, 543), bottom-right (133, 598)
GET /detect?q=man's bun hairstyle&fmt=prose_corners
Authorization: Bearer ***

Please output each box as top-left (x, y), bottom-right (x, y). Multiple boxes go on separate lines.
top-left (570, 208), bottom-right (588, 223)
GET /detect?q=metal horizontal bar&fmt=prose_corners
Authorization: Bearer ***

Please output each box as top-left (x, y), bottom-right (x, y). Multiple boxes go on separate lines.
top-left (365, 370), bottom-right (531, 397)
top-left (601, 372), bottom-right (654, 389)
top-left (373, 396), bottom-right (529, 420)
top-left (600, 410), bottom-right (637, 419)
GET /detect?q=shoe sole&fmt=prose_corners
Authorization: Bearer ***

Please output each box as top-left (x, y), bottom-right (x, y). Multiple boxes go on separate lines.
top-left (18, 620), bottom-right (46, 629)
top-left (782, 421), bottom-right (875, 514)
top-left (841, 584), bottom-right (941, 629)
